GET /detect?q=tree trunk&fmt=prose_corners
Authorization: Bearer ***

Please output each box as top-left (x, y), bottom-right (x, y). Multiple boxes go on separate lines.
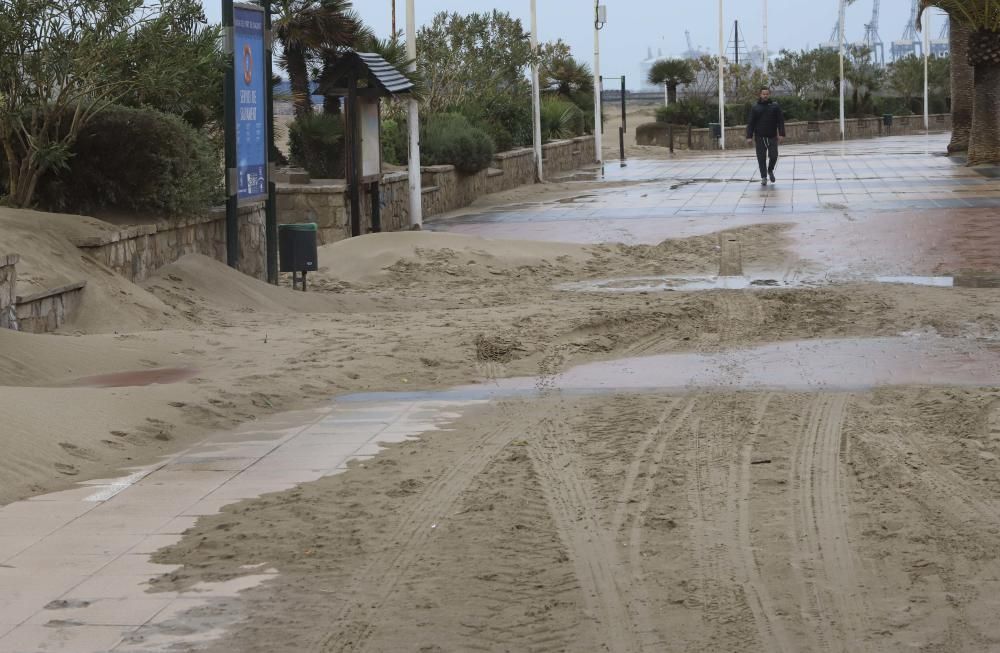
top-left (949, 20), bottom-right (974, 153)
top-left (967, 62), bottom-right (1000, 166)
top-left (667, 84), bottom-right (678, 105)
top-left (286, 45), bottom-right (313, 119)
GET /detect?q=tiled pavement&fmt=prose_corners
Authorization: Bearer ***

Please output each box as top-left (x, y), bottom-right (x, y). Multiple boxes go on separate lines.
top-left (0, 401), bottom-right (473, 652)
top-left (432, 134), bottom-right (1000, 248)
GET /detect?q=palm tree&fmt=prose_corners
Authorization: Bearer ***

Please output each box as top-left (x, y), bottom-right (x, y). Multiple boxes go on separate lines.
top-left (541, 55), bottom-right (594, 99)
top-left (948, 19), bottom-right (974, 153)
top-left (271, 0), bottom-right (366, 118)
top-left (920, 0), bottom-right (1000, 165)
top-left (648, 58), bottom-right (695, 105)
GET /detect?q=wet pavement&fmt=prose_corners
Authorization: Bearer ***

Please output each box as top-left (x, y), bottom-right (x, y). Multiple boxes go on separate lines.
top-left (3, 133), bottom-right (1000, 652)
top-left (430, 134), bottom-right (1000, 278)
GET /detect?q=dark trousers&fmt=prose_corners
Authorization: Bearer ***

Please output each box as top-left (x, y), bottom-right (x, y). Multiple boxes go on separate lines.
top-left (755, 136), bottom-right (779, 178)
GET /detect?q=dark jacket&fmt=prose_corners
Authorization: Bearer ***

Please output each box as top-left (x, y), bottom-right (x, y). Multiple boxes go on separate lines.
top-left (746, 99), bottom-right (786, 139)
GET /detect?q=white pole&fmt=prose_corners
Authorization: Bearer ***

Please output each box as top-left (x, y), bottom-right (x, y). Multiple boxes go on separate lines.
top-left (593, 2), bottom-right (603, 164)
top-left (923, 9), bottom-right (930, 130)
top-left (763, 0), bottom-right (769, 76)
top-left (530, 0), bottom-right (543, 181)
top-left (718, 0), bottom-right (726, 150)
top-left (405, 0), bottom-right (422, 228)
top-left (838, 0), bottom-right (846, 138)
top-left (665, 83), bottom-right (669, 106)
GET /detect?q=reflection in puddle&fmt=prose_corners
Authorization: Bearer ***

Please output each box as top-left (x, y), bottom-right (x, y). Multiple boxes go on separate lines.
top-left (343, 336), bottom-right (1000, 403)
top-left (561, 273), bottom-right (1000, 294)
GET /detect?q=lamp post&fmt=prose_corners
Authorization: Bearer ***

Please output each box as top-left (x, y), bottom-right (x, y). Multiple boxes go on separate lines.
top-left (718, 0), bottom-right (725, 150)
top-left (593, 2), bottom-right (605, 164)
top-left (762, 0), bottom-right (769, 76)
top-left (838, 0), bottom-right (846, 139)
top-left (923, 8), bottom-right (930, 130)
top-left (406, 0), bottom-right (422, 228)
top-left (530, 0), bottom-right (543, 181)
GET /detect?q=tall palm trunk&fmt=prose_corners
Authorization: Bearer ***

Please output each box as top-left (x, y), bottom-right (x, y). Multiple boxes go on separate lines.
top-left (949, 20), bottom-right (974, 154)
top-left (967, 30), bottom-right (1000, 166)
top-left (667, 84), bottom-right (678, 104)
top-left (286, 44), bottom-right (313, 119)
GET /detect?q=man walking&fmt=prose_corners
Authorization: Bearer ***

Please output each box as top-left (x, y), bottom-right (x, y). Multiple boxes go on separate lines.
top-left (746, 87), bottom-right (786, 186)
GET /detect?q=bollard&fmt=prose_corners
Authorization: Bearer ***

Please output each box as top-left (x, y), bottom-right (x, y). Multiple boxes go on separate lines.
top-left (668, 124), bottom-right (674, 154)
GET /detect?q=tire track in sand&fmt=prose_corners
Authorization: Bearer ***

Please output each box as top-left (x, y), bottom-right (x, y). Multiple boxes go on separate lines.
top-left (527, 408), bottom-right (652, 652)
top-left (791, 393), bottom-right (871, 652)
top-left (314, 410), bottom-right (521, 653)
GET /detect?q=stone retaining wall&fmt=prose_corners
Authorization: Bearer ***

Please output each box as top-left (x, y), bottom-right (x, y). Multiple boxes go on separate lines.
top-left (276, 136), bottom-right (596, 245)
top-left (636, 114), bottom-right (953, 150)
top-left (15, 282), bottom-right (87, 334)
top-left (0, 254), bottom-right (17, 330)
top-left (74, 203), bottom-right (266, 283)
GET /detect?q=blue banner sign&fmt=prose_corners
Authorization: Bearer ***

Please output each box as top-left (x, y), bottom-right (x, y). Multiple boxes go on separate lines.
top-left (233, 4), bottom-right (267, 203)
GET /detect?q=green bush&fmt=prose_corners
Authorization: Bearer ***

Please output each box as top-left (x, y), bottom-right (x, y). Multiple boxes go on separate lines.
top-left (381, 118), bottom-right (408, 166)
top-left (421, 113), bottom-right (496, 174)
top-left (457, 91), bottom-right (533, 153)
top-left (288, 113), bottom-right (345, 179)
top-left (41, 105), bottom-right (222, 216)
top-left (541, 97), bottom-right (585, 141)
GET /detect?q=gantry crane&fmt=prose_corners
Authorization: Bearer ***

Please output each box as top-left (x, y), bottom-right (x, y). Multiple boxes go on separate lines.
top-left (930, 14), bottom-right (950, 56)
top-left (861, 0), bottom-right (885, 67)
top-left (892, 0), bottom-right (923, 60)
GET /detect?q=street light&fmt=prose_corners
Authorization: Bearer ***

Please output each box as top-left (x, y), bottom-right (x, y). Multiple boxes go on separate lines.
top-left (838, 0), bottom-right (846, 139)
top-left (923, 8), bottom-right (930, 130)
top-left (530, 0), bottom-right (543, 181)
top-left (406, 0), bottom-right (422, 228)
top-left (718, 0), bottom-right (725, 150)
top-left (762, 0), bottom-right (769, 76)
top-left (594, 2), bottom-right (606, 164)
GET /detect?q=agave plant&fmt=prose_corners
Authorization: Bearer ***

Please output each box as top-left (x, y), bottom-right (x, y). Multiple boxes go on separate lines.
top-left (919, 0), bottom-right (1000, 164)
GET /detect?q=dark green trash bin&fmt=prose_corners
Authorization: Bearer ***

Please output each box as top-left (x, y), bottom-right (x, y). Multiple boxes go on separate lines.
top-left (883, 113), bottom-right (893, 127)
top-left (709, 122), bottom-right (722, 139)
top-left (278, 223), bottom-right (318, 273)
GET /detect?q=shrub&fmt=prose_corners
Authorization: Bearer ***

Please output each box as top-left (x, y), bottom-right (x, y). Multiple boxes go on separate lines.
top-left (541, 97), bottom-right (585, 141)
top-left (381, 118), bottom-right (407, 167)
top-left (421, 113), bottom-right (496, 174)
top-left (457, 91), bottom-right (533, 153)
top-left (40, 105), bottom-right (222, 216)
top-left (288, 113), bottom-right (345, 179)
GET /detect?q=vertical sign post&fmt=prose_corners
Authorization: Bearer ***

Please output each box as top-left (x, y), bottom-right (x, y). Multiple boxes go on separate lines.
top-left (224, 0), bottom-right (269, 270)
top-left (264, 1), bottom-right (278, 284)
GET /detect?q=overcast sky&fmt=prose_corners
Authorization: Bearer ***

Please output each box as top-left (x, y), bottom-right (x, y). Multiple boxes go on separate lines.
top-left (205, 1), bottom-right (947, 89)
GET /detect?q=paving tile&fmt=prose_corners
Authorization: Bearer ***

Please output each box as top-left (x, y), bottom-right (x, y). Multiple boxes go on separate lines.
top-left (26, 597), bottom-right (173, 627)
top-left (60, 574), bottom-right (177, 602)
top-left (0, 536), bottom-right (43, 564)
top-left (93, 554), bottom-right (180, 579)
top-left (20, 533), bottom-right (145, 559)
top-left (0, 624), bottom-right (133, 653)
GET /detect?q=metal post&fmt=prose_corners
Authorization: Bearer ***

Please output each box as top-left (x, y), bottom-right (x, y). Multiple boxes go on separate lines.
top-left (718, 0), bottom-right (726, 150)
top-left (371, 180), bottom-right (382, 232)
top-left (619, 126), bottom-right (625, 163)
top-left (391, 0), bottom-right (396, 35)
top-left (530, 0), bottom-right (543, 182)
top-left (405, 0), bottom-right (422, 229)
top-left (763, 0), bottom-right (769, 76)
top-left (593, 2), bottom-right (604, 164)
top-left (923, 8), bottom-right (930, 130)
top-left (621, 76), bottom-right (626, 133)
top-left (839, 0), bottom-right (846, 138)
top-left (264, 0), bottom-right (278, 284)
top-left (668, 124), bottom-right (675, 154)
top-left (223, 0), bottom-right (240, 268)
top-left (735, 20), bottom-right (740, 66)
top-left (347, 72), bottom-right (361, 237)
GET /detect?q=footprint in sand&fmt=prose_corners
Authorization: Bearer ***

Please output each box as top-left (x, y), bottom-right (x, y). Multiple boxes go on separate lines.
top-left (59, 442), bottom-right (97, 461)
top-left (54, 463), bottom-right (79, 476)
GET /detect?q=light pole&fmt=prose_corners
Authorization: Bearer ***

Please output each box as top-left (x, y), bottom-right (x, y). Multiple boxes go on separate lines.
top-left (923, 8), bottom-right (930, 130)
top-left (762, 0), bottom-right (769, 76)
top-left (530, 0), bottom-right (543, 181)
top-left (406, 0), bottom-right (422, 229)
top-left (593, 2), bottom-right (605, 164)
top-left (838, 0), bottom-right (846, 139)
top-left (718, 0), bottom-right (726, 150)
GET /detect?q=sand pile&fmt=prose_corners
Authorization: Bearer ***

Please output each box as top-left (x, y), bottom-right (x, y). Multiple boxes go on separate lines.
top-left (143, 254), bottom-right (376, 317)
top-left (0, 207), bottom-right (185, 333)
top-left (317, 232), bottom-right (592, 285)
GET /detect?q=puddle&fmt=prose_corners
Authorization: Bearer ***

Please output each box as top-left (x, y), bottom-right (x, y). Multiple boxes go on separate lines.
top-left (558, 276), bottom-right (809, 293)
top-left (64, 367), bottom-right (198, 388)
top-left (669, 178), bottom-right (726, 190)
top-left (877, 274), bottom-right (1000, 289)
top-left (342, 336), bottom-right (1000, 403)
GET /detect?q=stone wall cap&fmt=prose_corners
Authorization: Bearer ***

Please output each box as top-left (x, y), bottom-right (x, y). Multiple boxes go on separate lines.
top-left (16, 280), bottom-right (87, 304)
top-left (421, 165), bottom-right (454, 173)
top-left (276, 181), bottom-right (347, 193)
top-left (493, 148), bottom-right (533, 160)
top-left (0, 253), bottom-right (19, 267)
